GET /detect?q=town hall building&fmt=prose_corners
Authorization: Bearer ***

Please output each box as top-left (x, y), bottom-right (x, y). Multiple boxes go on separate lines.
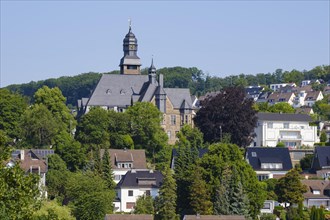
top-left (77, 25), bottom-right (195, 144)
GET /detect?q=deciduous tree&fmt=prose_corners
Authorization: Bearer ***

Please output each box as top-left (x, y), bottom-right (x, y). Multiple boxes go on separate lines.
top-left (194, 87), bottom-right (257, 147)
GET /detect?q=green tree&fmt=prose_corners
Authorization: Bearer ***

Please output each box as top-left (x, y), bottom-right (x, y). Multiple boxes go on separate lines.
top-left (0, 148), bottom-right (40, 220)
top-left (32, 200), bottom-right (75, 220)
top-left (275, 168), bottom-right (307, 206)
top-left (300, 154), bottom-right (313, 171)
top-left (213, 167), bottom-right (231, 215)
top-left (0, 89), bottom-right (28, 141)
top-left (75, 107), bottom-right (110, 151)
top-left (34, 86), bottom-right (76, 132)
top-left (155, 168), bottom-right (178, 220)
top-left (200, 143), bottom-right (267, 218)
top-left (102, 149), bottom-right (116, 189)
top-left (269, 102), bottom-right (295, 113)
top-left (189, 165), bottom-right (213, 215)
top-left (134, 195), bottom-right (154, 214)
top-left (66, 171), bottom-right (115, 220)
top-left (283, 70), bottom-right (304, 85)
top-left (320, 131), bottom-right (327, 143)
top-left (20, 104), bottom-right (59, 147)
top-left (54, 131), bottom-right (86, 171)
top-left (176, 124), bottom-right (204, 149)
top-left (194, 87), bottom-right (257, 147)
top-left (126, 102), bottom-right (168, 158)
top-left (174, 144), bottom-right (198, 216)
top-left (262, 178), bottom-right (278, 201)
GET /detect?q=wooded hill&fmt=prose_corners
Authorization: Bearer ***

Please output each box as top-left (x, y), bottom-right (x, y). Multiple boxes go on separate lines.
top-left (5, 65), bottom-right (330, 108)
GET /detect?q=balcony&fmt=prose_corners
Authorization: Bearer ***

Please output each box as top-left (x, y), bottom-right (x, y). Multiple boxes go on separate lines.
top-left (278, 135), bottom-right (302, 140)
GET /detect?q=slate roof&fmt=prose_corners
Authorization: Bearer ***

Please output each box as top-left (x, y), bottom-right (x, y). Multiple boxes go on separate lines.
top-left (105, 214), bottom-right (153, 220)
top-left (116, 170), bottom-right (163, 188)
top-left (87, 74), bottom-right (149, 107)
top-left (164, 88), bottom-right (193, 109)
top-left (245, 86), bottom-right (263, 95)
top-left (257, 112), bottom-right (312, 122)
top-left (301, 180), bottom-right (330, 199)
top-left (246, 147), bottom-right (293, 171)
top-left (100, 149), bottom-right (147, 170)
top-left (313, 146), bottom-right (330, 169)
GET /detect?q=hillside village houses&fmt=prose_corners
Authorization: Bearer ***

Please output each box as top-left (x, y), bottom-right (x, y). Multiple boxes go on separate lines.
top-left (77, 25), bottom-right (195, 144)
top-left (252, 112), bottom-right (318, 148)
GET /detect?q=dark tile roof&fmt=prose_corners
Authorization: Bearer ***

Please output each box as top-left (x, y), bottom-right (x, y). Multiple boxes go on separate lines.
top-left (116, 170), bottom-right (163, 188)
top-left (105, 214), bottom-right (153, 220)
top-left (257, 112), bottom-right (312, 122)
top-left (267, 92), bottom-right (294, 102)
top-left (246, 147), bottom-right (293, 171)
top-left (314, 146), bottom-right (330, 169)
top-left (87, 74), bottom-right (149, 107)
top-left (100, 149), bottom-right (147, 170)
top-left (245, 86), bottom-right (263, 95)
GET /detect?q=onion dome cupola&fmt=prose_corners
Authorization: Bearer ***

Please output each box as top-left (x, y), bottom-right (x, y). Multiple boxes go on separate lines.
top-left (148, 58), bottom-right (157, 84)
top-left (119, 20), bottom-right (141, 75)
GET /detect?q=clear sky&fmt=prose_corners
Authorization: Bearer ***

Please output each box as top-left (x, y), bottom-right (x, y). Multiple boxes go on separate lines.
top-left (1, 1), bottom-right (329, 87)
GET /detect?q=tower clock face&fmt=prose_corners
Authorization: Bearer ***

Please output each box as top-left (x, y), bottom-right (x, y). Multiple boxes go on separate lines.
top-left (130, 45), bottom-right (135, 50)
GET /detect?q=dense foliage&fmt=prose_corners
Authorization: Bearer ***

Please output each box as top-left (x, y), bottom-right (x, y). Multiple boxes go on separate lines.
top-left (194, 87), bottom-right (257, 147)
top-left (5, 65), bottom-right (329, 107)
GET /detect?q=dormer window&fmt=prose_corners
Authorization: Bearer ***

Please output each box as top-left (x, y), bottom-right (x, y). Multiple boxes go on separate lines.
top-left (279, 98), bottom-right (286, 102)
top-left (312, 190), bottom-right (321, 195)
top-left (261, 163), bottom-right (283, 170)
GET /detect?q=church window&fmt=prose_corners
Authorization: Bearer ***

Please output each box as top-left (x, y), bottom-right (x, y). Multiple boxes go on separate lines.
top-left (127, 65), bottom-right (137, 70)
top-left (171, 115), bottom-right (176, 125)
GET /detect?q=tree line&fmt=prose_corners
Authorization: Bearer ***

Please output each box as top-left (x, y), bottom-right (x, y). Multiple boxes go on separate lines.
top-left (5, 65), bottom-right (330, 107)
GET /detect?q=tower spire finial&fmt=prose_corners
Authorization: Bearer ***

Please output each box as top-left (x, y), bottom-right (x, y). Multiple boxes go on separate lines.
top-left (128, 18), bottom-right (132, 31)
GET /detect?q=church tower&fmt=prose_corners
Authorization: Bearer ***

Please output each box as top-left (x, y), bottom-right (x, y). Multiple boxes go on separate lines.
top-left (119, 21), bottom-right (141, 75)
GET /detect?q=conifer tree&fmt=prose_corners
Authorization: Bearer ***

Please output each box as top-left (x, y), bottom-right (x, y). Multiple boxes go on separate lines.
top-left (213, 167), bottom-right (230, 215)
top-left (102, 148), bottom-right (116, 189)
top-left (155, 168), bottom-right (178, 220)
top-left (189, 165), bottom-right (213, 215)
top-left (93, 147), bottom-right (102, 175)
top-left (229, 167), bottom-right (249, 217)
top-left (174, 145), bottom-right (198, 216)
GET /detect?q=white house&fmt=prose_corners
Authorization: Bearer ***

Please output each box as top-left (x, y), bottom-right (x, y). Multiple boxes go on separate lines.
top-left (304, 91), bottom-right (324, 107)
top-left (270, 83), bottom-right (296, 91)
top-left (252, 112), bottom-right (318, 148)
top-left (100, 149), bottom-right (148, 184)
top-left (114, 170), bottom-right (163, 212)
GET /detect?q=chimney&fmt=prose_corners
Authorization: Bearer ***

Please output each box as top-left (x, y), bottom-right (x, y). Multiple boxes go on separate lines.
top-left (159, 74), bottom-right (164, 87)
top-left (20, 150), bottom-right (25, 160)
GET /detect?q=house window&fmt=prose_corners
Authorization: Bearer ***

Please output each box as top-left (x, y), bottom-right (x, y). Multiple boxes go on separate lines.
top-left (126, 202), bottom-right (135, 209)
top-left (313, 190), bottom-right (321, 195)
top-left (185, 115), bottom-right (189, 124)
top-left (267, 123), bottom-right (273, 129)
top-left (145, 190), bottom-right (151, 196)
top-left (284, 123), bottom-right (289, 129)
top-left (261, 163), bottom-right (283, 170)
top-left (167, 131), bottom-right (171, 139)
top-left (257, 174), bottom-right (269, 181)
top-left (128, 190), bottom-right (133, 197)
top-left (263, 202), bottom-right (271, 209)
top-left (252, 152), bottom-right (257, 157)
top-left (279, 98), bottom-right (286, 102)
top-left (171, 115), bottom-right (176, 125)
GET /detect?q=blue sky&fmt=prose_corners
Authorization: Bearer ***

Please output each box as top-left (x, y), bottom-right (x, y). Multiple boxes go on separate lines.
top-left (1, 1), bottom-right (329, 87)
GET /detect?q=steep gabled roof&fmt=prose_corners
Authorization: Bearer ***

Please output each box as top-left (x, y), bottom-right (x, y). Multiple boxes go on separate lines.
top-left (87, 74), bottom-right (149, 107)
top-left (246, 147), bottom-right (292, 171)
top-left (164, 88), bottom-right (193, 109)
top-left (117, 170), bottom-right (163, 188)
top-left (313, 146), bottom-right (330, 169)
top-left (257, 112), bottom-right (312, 122)
top-left (302, 180), bottom-right (330, 199)
top-left (100, 149), bottom-right (147, 170)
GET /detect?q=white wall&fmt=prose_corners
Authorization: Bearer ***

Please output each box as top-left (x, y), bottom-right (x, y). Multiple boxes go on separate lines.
top-left (117, 187), bottom-right (159, 212)
top-left (253, 120), bottom-right (318, 148)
